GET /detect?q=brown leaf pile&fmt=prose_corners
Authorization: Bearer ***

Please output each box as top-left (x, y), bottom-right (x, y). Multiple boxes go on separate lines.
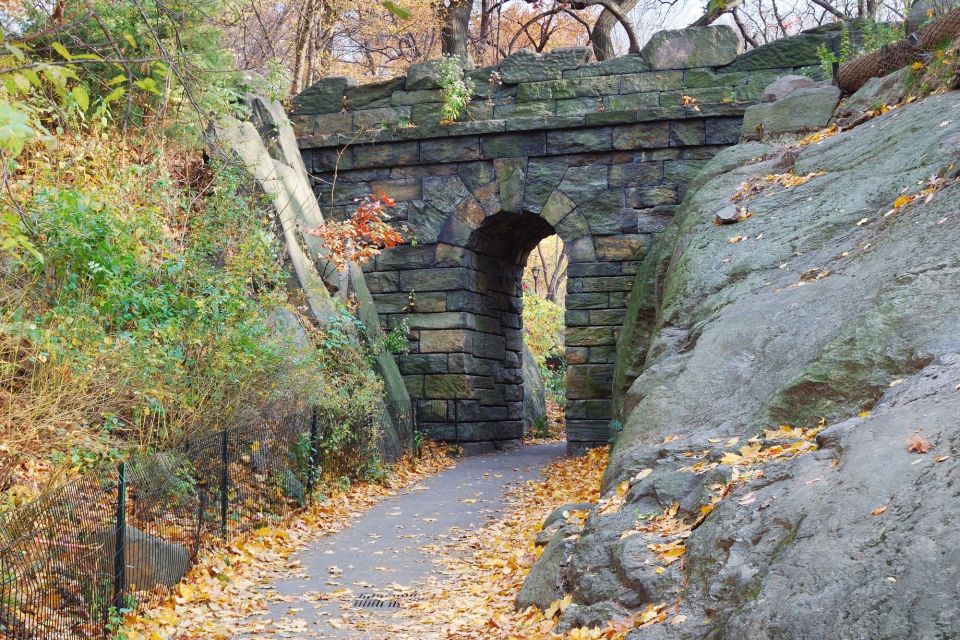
top-left (122, 443), bottom-right (455, 639)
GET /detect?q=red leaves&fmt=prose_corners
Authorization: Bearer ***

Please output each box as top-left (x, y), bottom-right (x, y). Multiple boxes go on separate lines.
top-left (305, 193), bottom-right (407, 270)
top-left (906, 434), bottom-right (932, 454)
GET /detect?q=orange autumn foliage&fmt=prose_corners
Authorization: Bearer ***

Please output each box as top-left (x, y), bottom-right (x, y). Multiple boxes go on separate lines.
top-left (305, 193), bottom-right (408, 270)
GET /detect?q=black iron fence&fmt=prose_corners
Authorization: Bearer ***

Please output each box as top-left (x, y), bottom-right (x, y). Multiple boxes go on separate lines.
top-left (0, 404), bottom-right (413, 639)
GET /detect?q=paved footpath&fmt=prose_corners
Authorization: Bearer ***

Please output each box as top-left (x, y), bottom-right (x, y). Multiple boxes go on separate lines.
top-left (242, 443), bottom-right (565, 639)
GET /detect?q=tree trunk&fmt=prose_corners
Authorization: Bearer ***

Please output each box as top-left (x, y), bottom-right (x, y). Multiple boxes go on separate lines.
top-left (441, 0), bottom-right (473, 57)
top-left (591, 0), bottom-right (639, 61)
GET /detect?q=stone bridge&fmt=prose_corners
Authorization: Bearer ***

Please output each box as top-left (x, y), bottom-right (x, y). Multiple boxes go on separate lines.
top-left (292, 25), bottom-right (837, 453)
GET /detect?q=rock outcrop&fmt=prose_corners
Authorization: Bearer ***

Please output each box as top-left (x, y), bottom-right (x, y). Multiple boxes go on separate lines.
top-left (528, 85), bottom-right (960, 637)
top-left (209, 96), bottom-right (414, 460)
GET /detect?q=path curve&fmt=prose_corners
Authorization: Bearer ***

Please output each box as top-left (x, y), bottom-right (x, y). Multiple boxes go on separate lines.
top-left (242, 443), bottom-right (566, 639)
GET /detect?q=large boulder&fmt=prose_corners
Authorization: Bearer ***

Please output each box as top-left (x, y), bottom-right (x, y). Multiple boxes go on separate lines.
top-left (741, 85), bottom-right (840, 140)
top-left (835, 66), bottom-right (911, 127)
top-left (91, 525), bottom-right (190, 589)
top-left (640, 26), bottom-right (742, 70)
top-left (544, 90), bottom-right (960, 637)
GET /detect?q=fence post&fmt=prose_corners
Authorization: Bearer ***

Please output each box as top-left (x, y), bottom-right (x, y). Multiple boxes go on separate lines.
top-left (194, 488), bottom-right (207, 557)
top-left (306, 407), bottom-right (319, 500)
top-left (113, 462), bottom-right (127, 613)
top-left (219, 429), bottom-right (229, 538)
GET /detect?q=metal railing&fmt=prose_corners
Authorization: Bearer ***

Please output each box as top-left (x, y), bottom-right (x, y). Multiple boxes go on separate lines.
top-left (0, 405), bottom-right (411, 639)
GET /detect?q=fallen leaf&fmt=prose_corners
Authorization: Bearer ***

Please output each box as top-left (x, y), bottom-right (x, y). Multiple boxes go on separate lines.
top-left (906, 434), bottom-right (932, 454)
top-left (871, 505), bottom-right (888, 516)
top-left (728, 235), bottom-right (746, 244)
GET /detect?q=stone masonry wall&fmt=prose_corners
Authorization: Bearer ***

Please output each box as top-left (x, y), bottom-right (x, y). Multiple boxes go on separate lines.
top-left (292, 25), bottom-right (840, 453)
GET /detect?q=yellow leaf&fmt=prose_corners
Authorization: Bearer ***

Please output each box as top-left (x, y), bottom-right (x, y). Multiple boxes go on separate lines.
top-left (893, 194), bottom-right (913, 209)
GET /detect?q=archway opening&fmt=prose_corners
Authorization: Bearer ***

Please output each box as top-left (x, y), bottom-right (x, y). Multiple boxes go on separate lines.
top-left (521, 236), bottom-right (567, 440)
top-left (464, 212), bottom-right (566, 445)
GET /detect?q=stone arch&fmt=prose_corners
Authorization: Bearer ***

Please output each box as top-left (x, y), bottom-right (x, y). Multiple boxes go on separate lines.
top-left (295, 33), bottom-right (822, 450)
top-left (346, 153), bottom-right (649, 453)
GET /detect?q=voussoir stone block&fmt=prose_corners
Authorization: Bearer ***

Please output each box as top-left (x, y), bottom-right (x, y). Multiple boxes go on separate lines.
top-left (641, 25), bottom-right (742, 70)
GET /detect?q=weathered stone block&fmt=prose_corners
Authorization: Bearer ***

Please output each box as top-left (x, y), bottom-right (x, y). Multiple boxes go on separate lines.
top-left (493, 101), bottom-right (555, 119)
top-left (370, 178), bottom-right (422, 202)
top-left (683, 68), bottom-right (750, 88)
top-left (555, 210), bottom-right (591, 239)
top-left (546, 128), bottom-right (612, 154)
top-left (566, 293), bottom-right (607, 310)
top-left (403, 375), bottom-right (424, 396)
top-left (568, 262), bottom-right (621, 277)
top-left (352, 106), bottom-right (411, 131)
top-left (641, 25), bottom-right (742, 70)
top-left (423, 374), bottom-right (475, 398)
top-left (612, 121), bottom-right (670, 150)
top-left (404, 312), bottom-right (476, 330)
top-left (567, 236), bottom-right (597, 262)
top-left (565, 309), bottom-right (590, 326)
top-left (500, 47), bottom-right (591, 84)
top-left (664, 158), bottom-right (708, 184)
top-left (391, 89), bottom-right (442, 106)
top-left (590, 309), bottom-right (628, 325)
top-left (580, 276), bottom-right (634, 292)
top-left (555, 97), bottom-right (601, 116)
top-left (705, 117), bottom-right (743, 144)
top-left (420, 329), bottom-right (471, 353)
top-left (292, 76), bottom-right (357, 114)
top-left (579, 192), bottom-right (624, 235)
top-left (595, 234), bottom-right (648, 261)
top-left (564, 55), bottom-right (649, 78)
top-left (480, 132), bottom-right (546, 158)
top-left (372, 291), bottom-right (444, 313)
top-left (584, 111), bottom-right (638, 126)
top-left (608, 161), bottom-right (663, 188)
top-left (540, 189), bottom-right (577, 225)
top-left (420, 137), bottom-right (481, 163)
top-left (669, 120), bottom-right (706, 146)
top-left (723, 29), bottom-right (837, 71)
top-left (620, 70), bottom-right (684, 93)
top-left (399, 354), bottom-right (448, 375)
top-left (566, 327), bottom-right (617, 347)
top-left (565, 420), bottom-right (612, 443)
top-left (518, 76), bottom-right (618, 102)
top-left (374, 244), bottom-right (436, 271)
top-left (422, 175), bottom-right (470, 212)
top-left (566, 347), bottom-right (589, 364)
top-left (406, 56), bottom-right (472, 91)
top-left (494, 157), bottom-right (526, 214)
top-left (344, 77), bottom-right (405, 109)
top-left (626, 186), bottom-right (676, 208)
top-left (352, 141), bottom-right (419, 168)
top-left (603, 92), bottom-right (659, 112)
top-left (523, 160), bottom-right (568, 214)
top-left (292, 112), bottom-right (353, 136)
top-left (567, 364), bottom-right (615, 399)
top-left (399, 268), bottom-right (464, 291)
top-left (588, 346), bottom-right (618, 363)
top-left (365, 271), bottom-right (399, 293)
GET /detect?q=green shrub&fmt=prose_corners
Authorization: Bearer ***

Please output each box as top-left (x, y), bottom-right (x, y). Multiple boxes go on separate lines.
top-left (436, 56), bottom-right (475, 123)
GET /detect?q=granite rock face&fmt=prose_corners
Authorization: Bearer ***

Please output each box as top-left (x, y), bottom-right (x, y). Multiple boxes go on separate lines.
top-left (529, 90), bottom-right (960, 636)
